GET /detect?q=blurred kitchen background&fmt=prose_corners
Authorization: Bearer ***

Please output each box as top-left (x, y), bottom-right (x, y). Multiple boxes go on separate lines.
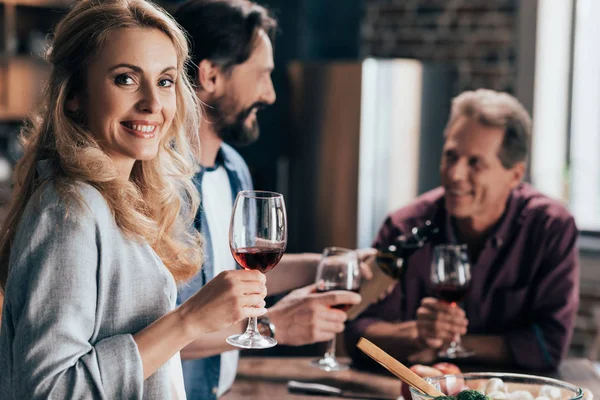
top-left (2, 0), bottom-right (600, 362)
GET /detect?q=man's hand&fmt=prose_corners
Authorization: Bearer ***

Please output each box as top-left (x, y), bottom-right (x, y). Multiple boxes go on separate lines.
top-left (266, 284), bottom-right (361, 346)
top-left (416, 297), bottom-right (468, 349)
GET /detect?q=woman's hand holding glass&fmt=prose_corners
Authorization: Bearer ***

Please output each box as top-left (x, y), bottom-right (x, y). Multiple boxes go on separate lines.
top-left (179, 270), bottom-right (267, 337)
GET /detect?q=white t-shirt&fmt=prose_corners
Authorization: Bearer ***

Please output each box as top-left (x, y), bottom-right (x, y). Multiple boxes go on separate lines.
top-left (200, 165), bottom-right (239, 397)
top-left (170, 352), bottom-right (187, 399)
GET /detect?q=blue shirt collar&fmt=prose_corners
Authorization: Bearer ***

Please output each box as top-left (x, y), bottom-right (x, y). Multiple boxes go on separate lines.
top-left (199, 145), bottom-right (237, 173)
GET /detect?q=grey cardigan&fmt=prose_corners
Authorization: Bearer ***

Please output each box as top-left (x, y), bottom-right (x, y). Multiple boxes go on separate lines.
top-left (0, 167), bottom-right (180, 399)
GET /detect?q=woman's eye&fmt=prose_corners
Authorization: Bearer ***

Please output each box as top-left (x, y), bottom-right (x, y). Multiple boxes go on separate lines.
top-left (159, 79), bottom-right (175, 88)
top-left (115, 74), bottom-right (134, 85)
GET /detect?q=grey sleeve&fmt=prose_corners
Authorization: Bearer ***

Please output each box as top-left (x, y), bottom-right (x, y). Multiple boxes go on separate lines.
top-left (6, 204), bottom-right (144, 399)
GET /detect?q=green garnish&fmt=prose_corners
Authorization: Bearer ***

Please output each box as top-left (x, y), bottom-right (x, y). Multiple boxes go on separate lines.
top-left (434, 389), bottom-right (490, 400)
top-left (457, 390), bottom-right (489, 400)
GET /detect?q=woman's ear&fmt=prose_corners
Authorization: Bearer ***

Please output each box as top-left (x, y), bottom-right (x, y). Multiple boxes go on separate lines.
top-left (65, 93), bottom-right (87, 125)
top-left (65, 95), bottom-right (80, 113)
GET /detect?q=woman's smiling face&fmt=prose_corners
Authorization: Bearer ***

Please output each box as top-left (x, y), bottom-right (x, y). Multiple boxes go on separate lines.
top-left (75, 27), bottom-right (178, 178)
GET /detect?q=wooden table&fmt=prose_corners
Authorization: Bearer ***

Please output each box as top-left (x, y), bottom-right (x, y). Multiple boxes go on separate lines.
top-left (222, 357), bottom-right (600, 399)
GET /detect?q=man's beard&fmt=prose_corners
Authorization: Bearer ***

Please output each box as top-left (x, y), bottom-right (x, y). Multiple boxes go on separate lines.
top-left (207, 97), bottom-right (268, 146)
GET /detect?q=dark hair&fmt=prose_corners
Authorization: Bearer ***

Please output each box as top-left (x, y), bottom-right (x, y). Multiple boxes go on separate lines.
top-left (174, 0), bottom-right (277, 77)
top-left (445, 89), bottom-right (531, 169)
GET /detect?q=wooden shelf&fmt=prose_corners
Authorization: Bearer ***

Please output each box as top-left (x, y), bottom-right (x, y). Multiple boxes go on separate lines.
top-left (0, 56), bottom-right (50, 122)
top-left (0, 1), bottom-right (73, 122)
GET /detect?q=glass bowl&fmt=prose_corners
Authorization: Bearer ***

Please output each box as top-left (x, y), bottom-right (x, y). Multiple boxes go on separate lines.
top-left (409, 372), bottom-right (584, 400)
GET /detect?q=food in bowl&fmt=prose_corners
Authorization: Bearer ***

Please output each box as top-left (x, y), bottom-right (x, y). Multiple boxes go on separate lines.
top-left (401, 363), bottom-right (462, 400)
top-left (409, 373), bottom-right (583, 400)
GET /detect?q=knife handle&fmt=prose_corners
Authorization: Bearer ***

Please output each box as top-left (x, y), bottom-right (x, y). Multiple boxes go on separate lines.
top-left (287, 380), bottom-right (342, 396)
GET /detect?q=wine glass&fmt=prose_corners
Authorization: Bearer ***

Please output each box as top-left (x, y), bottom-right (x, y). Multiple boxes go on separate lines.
top-left (227, 190), bottom-right (287, 349)
top-left (311, 247), bottom-right (361, 371)
top-left (430, 244), bottom-right (475, 359)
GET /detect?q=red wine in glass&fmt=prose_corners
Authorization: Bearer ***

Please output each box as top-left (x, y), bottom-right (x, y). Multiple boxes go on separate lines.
top-left (316, 286), bottom-right (360, 311)
top-left (232, 246), bottom-right (284, 274)
top-left (433, 283), bottom-right (470, 304)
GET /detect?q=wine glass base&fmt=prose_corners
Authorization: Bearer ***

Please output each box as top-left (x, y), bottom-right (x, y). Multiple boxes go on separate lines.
top-left (311, 357), bottom-right (350, 372)
top-left (226, 332), bottom-right (277, 349)
top-left (438, 346), bottom-right (475, 360)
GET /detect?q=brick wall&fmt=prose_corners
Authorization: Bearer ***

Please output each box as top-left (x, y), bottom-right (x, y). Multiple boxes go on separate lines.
top-left (360, 0), bottom-right (519, 95)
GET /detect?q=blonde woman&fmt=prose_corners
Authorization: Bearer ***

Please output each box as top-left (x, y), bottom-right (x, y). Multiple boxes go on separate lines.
top-left (0, 0), bottom-right (267, 398)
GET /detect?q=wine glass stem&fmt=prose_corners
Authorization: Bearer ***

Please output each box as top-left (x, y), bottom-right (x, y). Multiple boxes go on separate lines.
top-left (324, 336), bottom-right (337, 360)
top-left (245, 316), bottom-right (258, 335)
top-left (449, 333), bottom-right (461, 349)
top-left (445, 302), bottom-right (462, 351)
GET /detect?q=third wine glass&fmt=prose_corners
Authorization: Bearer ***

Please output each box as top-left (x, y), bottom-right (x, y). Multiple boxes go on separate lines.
top-left (311, 247), bottom-right (361, 371)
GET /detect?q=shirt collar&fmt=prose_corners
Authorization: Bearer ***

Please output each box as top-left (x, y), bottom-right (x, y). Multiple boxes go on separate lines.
top-left (198, 145), bottom-right (230, 173)
top-left (219, 144), bottom-right (237, 171)
top-left (492, 188), bottom-right (522, 247)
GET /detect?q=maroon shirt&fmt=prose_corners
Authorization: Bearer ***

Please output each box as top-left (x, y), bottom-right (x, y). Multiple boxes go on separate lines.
top-left (346, 184), bottom-right (579, 371)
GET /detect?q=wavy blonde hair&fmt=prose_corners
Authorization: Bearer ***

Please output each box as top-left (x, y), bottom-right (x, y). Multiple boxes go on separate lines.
top-left (0, 0), bottom-right (203, 290)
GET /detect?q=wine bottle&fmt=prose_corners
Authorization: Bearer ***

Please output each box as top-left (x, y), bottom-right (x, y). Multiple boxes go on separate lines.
top-left (346, 220), bottom-right (439, 321)
top-left (375, 220), bottom-right (440, 279)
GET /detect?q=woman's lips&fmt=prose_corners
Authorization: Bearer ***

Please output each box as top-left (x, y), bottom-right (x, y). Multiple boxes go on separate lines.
top-left (120, 122), bottom-right (158, 139)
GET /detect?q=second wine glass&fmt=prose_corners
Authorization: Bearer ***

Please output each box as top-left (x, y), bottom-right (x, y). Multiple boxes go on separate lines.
top-left (430, 244), bottom-right (475, 359)
top-left (227, 190), bottom-right (287, 349)
top-left (311, 247), bottom-right (361, 371)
